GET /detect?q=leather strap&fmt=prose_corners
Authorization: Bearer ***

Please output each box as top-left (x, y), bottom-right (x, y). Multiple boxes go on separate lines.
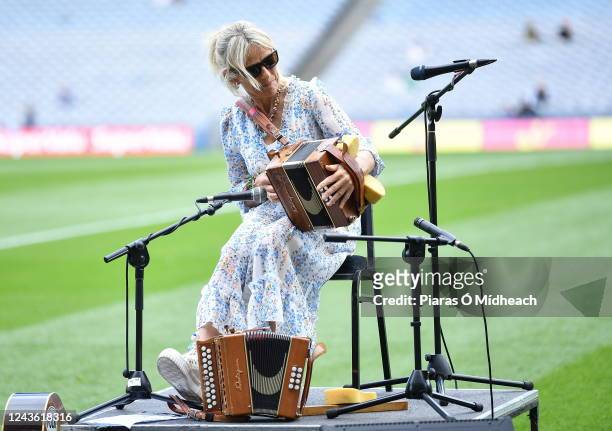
top-left (236, 99), bottom-right (290, 146)
top-left (167, 395), bottom-right (207, 421)
top-left (298, 343), bottom-right (327, 415)
top-left (167, 395), bottom-right (250, 423)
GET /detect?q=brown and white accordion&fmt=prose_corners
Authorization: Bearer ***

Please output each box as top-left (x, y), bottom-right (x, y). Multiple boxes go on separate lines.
top-left (196, 331), bottom-right (311, 419)
top-left (266, 138), bottom-right (365, 232)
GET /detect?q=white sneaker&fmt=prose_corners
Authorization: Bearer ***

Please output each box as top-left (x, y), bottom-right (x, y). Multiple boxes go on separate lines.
top-left (157, 347), bottom-right (201, 402)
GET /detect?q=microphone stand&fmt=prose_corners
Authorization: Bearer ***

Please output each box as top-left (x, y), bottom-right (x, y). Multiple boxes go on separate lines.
top-left (390, 72), bottom-right (471, 378)
top-left (323, 233), bottom-right (482, 421)
top-left (77, 200), bottom-right (227, 421)
top-left (387, 71), bottom-right (533, 404)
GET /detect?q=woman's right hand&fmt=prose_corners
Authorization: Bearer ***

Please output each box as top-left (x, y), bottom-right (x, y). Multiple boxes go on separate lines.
top-left (253, 172), bottom-right (278, 202)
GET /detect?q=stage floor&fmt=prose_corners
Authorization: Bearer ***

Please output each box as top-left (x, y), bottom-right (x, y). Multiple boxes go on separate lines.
top-left (67, 387), bottom-right (538, 430)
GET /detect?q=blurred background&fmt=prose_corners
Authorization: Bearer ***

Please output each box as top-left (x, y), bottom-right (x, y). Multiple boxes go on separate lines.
top-left (1, 1), bottom-right (611, 430)
top-left (3, 0), bottom-right (612, 152)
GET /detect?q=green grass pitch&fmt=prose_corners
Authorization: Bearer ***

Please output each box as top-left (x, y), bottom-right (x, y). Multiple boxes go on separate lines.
top-left (1, 150), bottom-right (611, 430)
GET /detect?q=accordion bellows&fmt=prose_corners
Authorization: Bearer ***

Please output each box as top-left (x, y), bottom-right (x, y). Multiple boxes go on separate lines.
top-left (196, 331), bottom-right (311, 419)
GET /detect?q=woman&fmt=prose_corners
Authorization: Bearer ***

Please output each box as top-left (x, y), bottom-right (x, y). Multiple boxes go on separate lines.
top-left (157, 21), bottom-right (384, 402)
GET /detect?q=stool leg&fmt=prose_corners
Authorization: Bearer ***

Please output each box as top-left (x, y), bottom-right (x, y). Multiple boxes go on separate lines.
top-left (351, 270), bottom-right (361, 388)
top-left (375, 301), bottom-right (392, 391)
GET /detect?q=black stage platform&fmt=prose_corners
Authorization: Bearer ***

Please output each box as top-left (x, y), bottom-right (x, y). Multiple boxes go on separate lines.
top-left (67, 387), bottom-right (538, 430)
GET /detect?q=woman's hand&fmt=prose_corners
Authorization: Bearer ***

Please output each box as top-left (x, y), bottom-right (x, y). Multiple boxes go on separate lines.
top-left (317, 164), bottom-right (354, 208)
top-left (254, 172), bottom-right (279, 202)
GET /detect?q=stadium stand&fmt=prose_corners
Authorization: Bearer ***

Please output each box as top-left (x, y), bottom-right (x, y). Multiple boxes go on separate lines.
top-left (1, 0), bottom-right (611, 135)
top-left (321, 0), bottom-right (612, 120)
top-left (0, 0), bottom-right (344, 131)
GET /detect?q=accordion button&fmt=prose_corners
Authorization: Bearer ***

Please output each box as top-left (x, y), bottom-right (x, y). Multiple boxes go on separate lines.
top-left (291, 366), bottom-right (297, 371)
top-left (295, 379), bottom-right (301, 385)
top-left (207, 404), bottom-right (212, 409)
top-left (211, 389), bottom-right (216, 394)
top-left (297, 373), bottom-right (302, 379)
top-left (212, 395), bottom-right (216, 400)
top-left (288, 384), bottom-right (294, 390)
top-left (291, 372), bottom-right (296, 377)
top-left (290, 378), bottom-right (295, 383)
top-left (298, 367), bottom-right (303, 372)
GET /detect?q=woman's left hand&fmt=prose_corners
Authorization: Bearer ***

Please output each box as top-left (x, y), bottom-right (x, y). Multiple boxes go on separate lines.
top-left (317, 164), bottom-right (354, 208)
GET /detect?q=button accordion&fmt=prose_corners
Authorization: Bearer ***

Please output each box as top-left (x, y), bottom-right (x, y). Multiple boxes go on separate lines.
top-left (196, 331), bottom-right (312, 420)
top-left (266, 137), bottom-right (365, 232)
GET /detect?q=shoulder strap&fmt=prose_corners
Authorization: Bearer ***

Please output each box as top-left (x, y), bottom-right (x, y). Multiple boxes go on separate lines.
top-left (235, 99), bottom-right (290, 146)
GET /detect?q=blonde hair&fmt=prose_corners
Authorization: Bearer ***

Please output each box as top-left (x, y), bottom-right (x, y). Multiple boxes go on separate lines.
top-left (208, 21), bottom-right (276, 95)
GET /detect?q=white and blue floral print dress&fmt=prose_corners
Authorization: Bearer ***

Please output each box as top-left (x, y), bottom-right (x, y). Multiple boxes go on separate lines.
top-left (196, 76), bottom-right (384, 341)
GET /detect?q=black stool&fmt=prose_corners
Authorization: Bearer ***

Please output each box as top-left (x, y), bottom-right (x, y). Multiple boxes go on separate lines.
top-left (329, 205), bottom-right (392, 391)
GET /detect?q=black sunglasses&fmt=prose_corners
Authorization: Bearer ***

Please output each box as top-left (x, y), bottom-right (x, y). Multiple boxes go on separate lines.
top-left (245, 50), bottom-right (279, 78)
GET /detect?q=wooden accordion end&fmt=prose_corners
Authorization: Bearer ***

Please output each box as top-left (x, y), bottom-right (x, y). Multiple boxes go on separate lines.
top-left (196, 331), bottom-right (311, 420)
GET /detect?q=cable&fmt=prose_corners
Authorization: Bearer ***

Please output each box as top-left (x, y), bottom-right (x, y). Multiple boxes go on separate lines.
top-left (424, 98), bottom-right (458, 390)
top-left (468, 249), bottom-right (494, 419)
top-left (125, 257), bottom-right (130, 374)
top-left (440, 328), bottom-right (458, 390)
top-left (424, 104), bottom-right (432, 217)
top-left (118, 199), bottom-right (224, 380)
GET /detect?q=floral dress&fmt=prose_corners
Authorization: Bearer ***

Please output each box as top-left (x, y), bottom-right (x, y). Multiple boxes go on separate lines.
top-left (196, 76), bottom-right (384, 342)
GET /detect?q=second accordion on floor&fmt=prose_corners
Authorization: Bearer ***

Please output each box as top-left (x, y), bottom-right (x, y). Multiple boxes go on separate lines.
top-left (196, 331), bottom-right (312, 420)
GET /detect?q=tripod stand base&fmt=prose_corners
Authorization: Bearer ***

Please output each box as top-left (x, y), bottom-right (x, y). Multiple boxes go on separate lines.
top-left (76, 371), bottom-right (200, 421)
top-left (64, 387), bottom-right (537, 430)
top-left (451, 373), bottom-right (533, 390)
top-left (327, 370), bottom-right (482, 420)
top-left (425, 353), bottom-right (534, 391)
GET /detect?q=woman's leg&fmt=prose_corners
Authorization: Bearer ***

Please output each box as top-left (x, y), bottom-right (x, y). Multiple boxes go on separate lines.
top-left (246, 217), bottom-right (351, 341)
top-left (195, 210), bottom-right (274, 335)
top-left (246, 217), bottom-right (302, 332)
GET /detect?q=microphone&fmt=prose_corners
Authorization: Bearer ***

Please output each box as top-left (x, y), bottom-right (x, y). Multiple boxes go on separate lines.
top-left (196, 187), bottom-right (267, 204)
top-left (414, 217), bottom-right (470, 252)
top-left (410, 59), bottom-right (496, 81)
